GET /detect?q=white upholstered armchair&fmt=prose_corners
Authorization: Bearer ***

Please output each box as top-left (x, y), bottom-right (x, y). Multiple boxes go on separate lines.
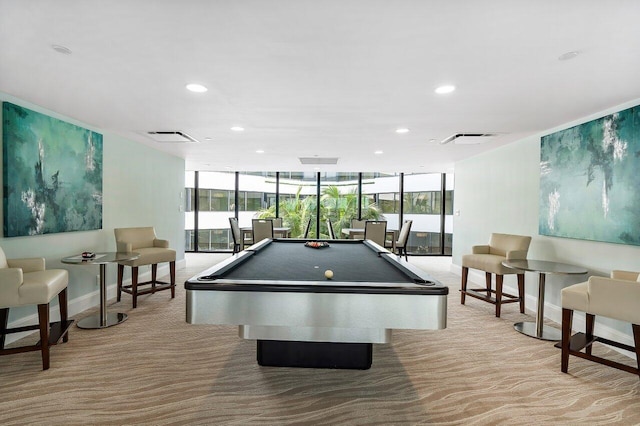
top-left (461, 233), bottom-right (531, 317)
top-left (114, 227), bottom-right (176, 308)
top-left (0, 247), bottom-right (72, 370)
top-left (561, 270), bottom-right (640, 377)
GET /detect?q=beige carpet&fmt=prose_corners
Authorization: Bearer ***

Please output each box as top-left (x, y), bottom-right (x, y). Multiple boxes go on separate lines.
top-left (1, 254), bottom-right (639, 425)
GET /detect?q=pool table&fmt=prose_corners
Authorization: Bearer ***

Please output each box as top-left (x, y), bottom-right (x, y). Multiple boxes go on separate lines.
top-left (185, 238), bottom-right (448, 369)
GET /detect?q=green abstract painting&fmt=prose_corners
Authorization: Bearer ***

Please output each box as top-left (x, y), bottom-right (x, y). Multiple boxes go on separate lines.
top-left (539, 104), bottom-right (640, 245)
top-left (2, 102), bottom-right (102, 237)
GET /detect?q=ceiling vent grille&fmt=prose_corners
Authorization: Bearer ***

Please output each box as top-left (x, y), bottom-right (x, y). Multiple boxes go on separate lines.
top-left (299, 157), bottom-right (339, 165)
top-left (147, 131), bottom-right (199, 143)
top-left (439, 133), bottom-right (498, 145)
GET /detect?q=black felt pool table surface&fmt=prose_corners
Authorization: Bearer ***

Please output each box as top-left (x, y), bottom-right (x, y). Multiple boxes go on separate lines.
top-left (222, 239), bottom-right (415, 283)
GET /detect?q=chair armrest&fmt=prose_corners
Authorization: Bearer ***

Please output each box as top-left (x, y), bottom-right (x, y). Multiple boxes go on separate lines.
top-left (7, 257), bottom-right (45, 272)
top-left (154, 238), bottom-right (169, 248)
top-left (588, 276), bottom-right (640, 323)
top-left (506, 250), bottom-right (528, 260)
top-left (117, 242), bottom-right (133, 252)
top-left (0, 268), bottom-right (24, 298)
top-left (471, 245), bottom-right (489, 254)
top-left (610, 270), bottom-right (639, 281)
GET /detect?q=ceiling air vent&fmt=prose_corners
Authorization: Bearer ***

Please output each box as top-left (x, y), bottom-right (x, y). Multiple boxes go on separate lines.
top-left (439, 133), bottom-right (497, 145)
top-left (299, 157), bottom-right (339, 165)
top-left (147, 131), bottom-right (199, 143)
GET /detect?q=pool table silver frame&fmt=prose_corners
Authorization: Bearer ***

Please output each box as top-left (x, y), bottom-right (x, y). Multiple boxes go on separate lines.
top-left (185, 239), bottom-right (447, 345)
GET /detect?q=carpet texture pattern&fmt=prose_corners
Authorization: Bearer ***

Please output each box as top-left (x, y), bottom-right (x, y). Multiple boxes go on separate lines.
top-left (1, 254), bottom-right (639, 425)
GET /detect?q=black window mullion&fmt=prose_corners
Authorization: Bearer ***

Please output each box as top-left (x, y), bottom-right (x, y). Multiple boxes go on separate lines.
top-left (440, 173), bottom-right (446, 255)
top-left (194, 171), bottom-right (199, 252)
top-left (315, 172), bottom-right (321, 238)
top-left (357, 173), bottom-right (363, 219)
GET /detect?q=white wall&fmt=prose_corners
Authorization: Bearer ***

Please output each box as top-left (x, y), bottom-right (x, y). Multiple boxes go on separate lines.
top-left (453, 97), bottom-right (640, 345)
top-left (1, 93), bottom-right (185, 328)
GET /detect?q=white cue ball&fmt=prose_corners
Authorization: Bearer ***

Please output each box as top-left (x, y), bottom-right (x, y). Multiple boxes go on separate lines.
top-left (324, 270), bottom-right (334, 279)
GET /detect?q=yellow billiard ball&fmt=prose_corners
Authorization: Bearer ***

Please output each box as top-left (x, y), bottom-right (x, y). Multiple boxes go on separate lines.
top-left (324, 269), bottom-right (334, 279)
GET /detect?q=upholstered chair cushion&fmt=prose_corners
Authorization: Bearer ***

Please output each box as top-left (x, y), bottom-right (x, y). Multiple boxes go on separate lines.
top-left (0, 246), bottom-right (71, 370)
top-left (115, 227), bottom-right (176, 267)
top-left (462, 233), bottom-right (531, 275)
top-left (396, 220), bottom-right (412, 246)
top-left (562, 270), bottom-right (640, 325)
top-left (0, 255), bottom-right (68, 308)
top-left (561, 269), bottom-right (640, 377)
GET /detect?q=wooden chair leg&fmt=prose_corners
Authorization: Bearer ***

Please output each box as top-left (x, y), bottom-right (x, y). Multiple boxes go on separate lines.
top-left (585, 313), bottom-right (595, 355)
top-left (561, 308), bottom-right (573, 373)
top-left (58, 288), bottom-right (69, 343)
top-left (117, 264), bottom-right (124, 302)
top-left (495, 274), bottom-right (503, 317)
top-left (485, 272), bottom-right (492, 292)
top-left (151, 264), bottom-right (158, 292)
top-left (131, 267), bottom-right (139, 309)
top-left (461, 266), bottom-right (469, 304)
top-left (517, 274), bottom-right (525, 313)
top-left (0, 308), bottom-right (8, 349)
top-left (633, 324), bottom-right (640, 376)
top-left (38, 303), bottom-right (50, 370)
top-left (170, 261), bottom-right (176, 299)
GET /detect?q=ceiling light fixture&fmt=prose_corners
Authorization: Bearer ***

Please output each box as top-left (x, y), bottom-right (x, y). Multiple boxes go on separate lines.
top-left (374, 150), bottom-right (383, 155)
top-left (186, 83), bottom-right (208, 93)
top-left (435, 85), bottom-right (456, 94)
top-left (51, 44), bottom-right (72, 55)
top-left (558, 51), bottom-right (580, 61)
top-left (231, 126), bottom-right (245, 132)
top-left (395, 128), bottom-right (409, 134)
top-left (256, 149), bottom-right (264, 154)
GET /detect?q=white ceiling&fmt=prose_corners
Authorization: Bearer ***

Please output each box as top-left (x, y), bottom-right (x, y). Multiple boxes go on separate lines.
top-left (1, 0), bottom-right (640, 172)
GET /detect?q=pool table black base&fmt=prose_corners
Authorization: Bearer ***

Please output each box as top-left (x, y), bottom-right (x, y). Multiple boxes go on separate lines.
top-left (257, 340), bottom-right (373, 370)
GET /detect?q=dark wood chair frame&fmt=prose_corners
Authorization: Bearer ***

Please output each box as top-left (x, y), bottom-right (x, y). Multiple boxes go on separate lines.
top-left (302, 218), bottom-right (312, 239)
top-left (560, 308), bottom-right (640, 377)
top-left (326, 220), bottom-right (336, 239)
top-left (460, 267), bottom-right (525, 317)
top-left (117, 262), bottom-right (176, 309)
top-left (0, 288), bottom-right (73, 370)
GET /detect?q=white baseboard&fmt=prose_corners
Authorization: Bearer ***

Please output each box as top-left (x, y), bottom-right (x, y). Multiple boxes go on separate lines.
top-left (4, 259), bottom-right (186, 345)
top-left (450, 262), bottom-right (635, 358)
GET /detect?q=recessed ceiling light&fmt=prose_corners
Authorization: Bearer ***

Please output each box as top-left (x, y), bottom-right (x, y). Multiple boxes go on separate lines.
top-left (435, 85), bottom-right (456, 94)
top-left (186, 83), bottom-right (207, 93)
top-left (231, 126), bottom-right (245, 132)
top-left (395, 128), bottom-right (410, 134)
top-left (256, 149), bottom-right (264, 154)
top-left (374, 150), bottom-right (383, 155)
top-left (558, 51), bottom-right (580, 61)
top-left (51, 44), bottom-right (72, 55)
top-left (204, 137), bottom-right (212, 141)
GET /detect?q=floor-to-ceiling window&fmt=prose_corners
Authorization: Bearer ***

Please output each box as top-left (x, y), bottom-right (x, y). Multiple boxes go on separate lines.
top-left (185, 171), bottom-right (196, 251)
top-left (362, 172), bottom-right (400, 234)
top-left (186, 171), bottom-right (453, 255)
top-left (319, 172), bottom-right (361, 238)
top-left (277, 172), bottom-right (318, 238)
top-left (403, 173), bottom-right (453, 254)
top-left (187, 171), bottom-right (236, 251)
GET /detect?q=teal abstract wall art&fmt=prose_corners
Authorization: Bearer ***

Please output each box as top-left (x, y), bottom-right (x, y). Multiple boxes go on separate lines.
top-left (2, 102), bottom-right (103, 237)
top-left (539, 104), bottom-right (640, 245)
